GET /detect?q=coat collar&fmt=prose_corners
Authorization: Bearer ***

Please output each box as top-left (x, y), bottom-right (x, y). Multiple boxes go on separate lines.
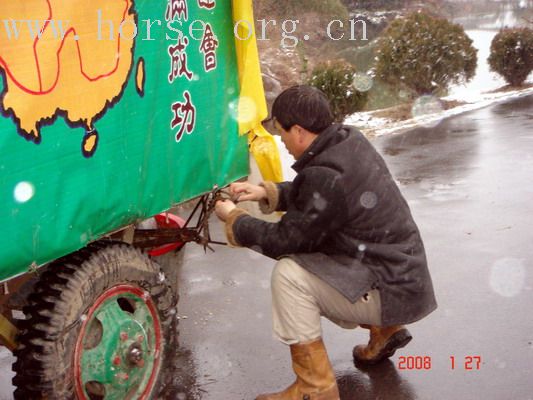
top-left (292, 124), bottom-right (350, 173)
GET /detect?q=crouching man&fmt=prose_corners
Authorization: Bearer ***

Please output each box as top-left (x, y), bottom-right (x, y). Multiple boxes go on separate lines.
top-left (215, 85), bottom-right (437, 400)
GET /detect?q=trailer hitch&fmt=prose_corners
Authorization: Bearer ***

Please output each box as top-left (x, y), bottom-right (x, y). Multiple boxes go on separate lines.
top-left (132, 186), bottom-right (229, 252)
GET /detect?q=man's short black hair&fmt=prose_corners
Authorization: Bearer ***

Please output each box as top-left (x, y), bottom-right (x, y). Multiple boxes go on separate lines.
top-left (271, 85), bottom-right (334, 134)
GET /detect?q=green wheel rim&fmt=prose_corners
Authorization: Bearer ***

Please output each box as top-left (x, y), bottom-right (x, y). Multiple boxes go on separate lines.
top-left (74, 284), bottom-right (162, 399)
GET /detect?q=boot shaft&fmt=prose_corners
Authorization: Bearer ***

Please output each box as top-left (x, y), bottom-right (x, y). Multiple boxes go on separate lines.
top-left (256, 338), bottom-right (340, 400)
top-left (290, 339), bottom-right (338, 394)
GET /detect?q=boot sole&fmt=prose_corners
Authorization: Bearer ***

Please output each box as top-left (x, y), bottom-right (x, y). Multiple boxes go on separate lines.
top-left (353, 329), bottom-right (412, 366)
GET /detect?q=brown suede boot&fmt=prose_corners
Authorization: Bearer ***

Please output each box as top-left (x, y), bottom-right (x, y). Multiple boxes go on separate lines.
top-left (353, 325), bottom-right (412, 365)
top-left (256, 338), bottom-right (340, 400)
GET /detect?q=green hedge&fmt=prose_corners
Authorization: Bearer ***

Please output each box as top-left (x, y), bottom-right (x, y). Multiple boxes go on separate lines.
top-left (488, 28), bottom-right (533, 86)
top-left (375, 12), bottom-right (477, 95)
top-left (307, 61), bottom-right (369, 122)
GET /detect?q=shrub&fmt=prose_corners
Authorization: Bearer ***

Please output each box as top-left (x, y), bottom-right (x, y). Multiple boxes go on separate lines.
top-left (488, 28), bottom-right (533, 86)
top-left (306, 61), bottom-right (369, 122)
top-left (375, 12), bottom-right (477, 95)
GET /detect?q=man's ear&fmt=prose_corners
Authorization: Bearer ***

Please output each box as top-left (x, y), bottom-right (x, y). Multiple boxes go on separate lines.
top-left (292, 124), bottom-right (305, 142)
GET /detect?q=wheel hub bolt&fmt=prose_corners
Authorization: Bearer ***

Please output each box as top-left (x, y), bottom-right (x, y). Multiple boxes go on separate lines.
top-left (127, 343), bottom-right (144, 367)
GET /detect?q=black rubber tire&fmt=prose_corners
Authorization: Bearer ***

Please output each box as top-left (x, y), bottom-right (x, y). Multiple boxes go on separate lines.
top-left (12, 242), bottom-right (178, 399)
top-left (153, 246), bottom-right (186, 294)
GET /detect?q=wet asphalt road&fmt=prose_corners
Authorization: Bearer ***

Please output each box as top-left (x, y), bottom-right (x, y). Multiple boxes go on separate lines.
top-left (0, 95), bottom-right (532, 399)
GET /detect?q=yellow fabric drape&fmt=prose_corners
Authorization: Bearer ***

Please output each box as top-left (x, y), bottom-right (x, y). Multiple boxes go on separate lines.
top-left (232, 0), bottom-right (283, 183)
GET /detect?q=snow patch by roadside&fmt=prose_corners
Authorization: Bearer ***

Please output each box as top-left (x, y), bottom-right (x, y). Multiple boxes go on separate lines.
top-left (345, 27), bottom-right (533, 137)
top-left (345, 84), bottom-right (533, 137)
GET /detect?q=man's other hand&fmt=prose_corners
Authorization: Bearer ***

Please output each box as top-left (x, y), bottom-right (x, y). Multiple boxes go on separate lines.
top-left (230, 182), bottom-right (267, 202)
top-left (215, 200), bottom-right (236, 222)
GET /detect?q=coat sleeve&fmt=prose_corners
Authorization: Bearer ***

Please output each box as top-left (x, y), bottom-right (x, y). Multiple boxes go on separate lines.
top-left (229, 167), bottom-right (348, 259)
top-left (275, 181), bottom-right (293, 211)
top-left (258, 181), bottom-right (293, 213)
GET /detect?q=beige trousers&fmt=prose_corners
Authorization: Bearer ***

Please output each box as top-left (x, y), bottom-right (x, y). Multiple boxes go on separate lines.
top-left (271, 257), bottom-right (382, 345)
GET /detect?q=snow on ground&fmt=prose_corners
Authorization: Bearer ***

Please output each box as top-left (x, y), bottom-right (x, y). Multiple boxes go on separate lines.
top-left (345, 83), bottom-right (533, 137)
top-left (447, 30), bottom-right (506, 100)
top-left (344, 29), bottom-right (533, 137)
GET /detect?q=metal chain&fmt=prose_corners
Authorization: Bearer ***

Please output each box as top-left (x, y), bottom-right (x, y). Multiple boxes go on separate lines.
top-left (132, 186), bottom-right (233, 251)
top-left (192, 186), bottom-right (233, 252)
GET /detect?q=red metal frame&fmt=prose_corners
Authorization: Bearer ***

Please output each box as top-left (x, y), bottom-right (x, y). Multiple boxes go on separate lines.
top-left (147, 213), bottom-right (186, 257)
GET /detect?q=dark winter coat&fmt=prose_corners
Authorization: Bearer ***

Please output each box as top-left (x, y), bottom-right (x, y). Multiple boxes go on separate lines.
top-left (225, 124), bottom-right (437, 326)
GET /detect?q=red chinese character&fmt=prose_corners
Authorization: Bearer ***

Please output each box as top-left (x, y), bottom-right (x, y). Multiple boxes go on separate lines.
top-left (199, 23), bottom-right (219, 72)
top-left (204, 52), bottom-right (216, 72)
top-left (171, 91), bottom-right (196, 142)
top-left (198, 0), bottom-right (215, 9)
top-left (168, 36), bottom-right (193, 82)
top-left (166, 0), bottom-right (188, 22)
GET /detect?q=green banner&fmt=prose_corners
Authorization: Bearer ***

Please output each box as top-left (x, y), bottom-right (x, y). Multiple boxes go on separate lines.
top-left (0, 0), bottom-right (248, 280)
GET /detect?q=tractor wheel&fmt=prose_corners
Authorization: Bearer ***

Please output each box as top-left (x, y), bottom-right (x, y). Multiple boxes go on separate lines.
top-left (12, 242), bottom-right (178, 399)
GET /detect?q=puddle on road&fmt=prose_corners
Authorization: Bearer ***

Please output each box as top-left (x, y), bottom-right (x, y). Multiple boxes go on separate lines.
top-left (384, 147), bottom-right (405, 156)
top-left (396, 176), bottom-right (423, 186)
top-left (336, 359), bottom-right (416, 400)
top-left (420, 181), bottom-right (469, 202)
top-left (222, 278), bottom-right (238, 287)
top-left (159, 347), bottom-right (203, 400)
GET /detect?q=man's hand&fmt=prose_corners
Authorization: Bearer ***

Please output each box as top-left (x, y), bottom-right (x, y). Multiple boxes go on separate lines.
top-left (230, 182), bottom-right (267, 202)
top-left (215, 199), bottom-right (236, 222)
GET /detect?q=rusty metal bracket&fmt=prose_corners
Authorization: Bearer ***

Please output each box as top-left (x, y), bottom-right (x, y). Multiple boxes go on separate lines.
top-left (0, 313), bottom-right (17, 352)
top-left (133, 186), bottom-right (228, 252)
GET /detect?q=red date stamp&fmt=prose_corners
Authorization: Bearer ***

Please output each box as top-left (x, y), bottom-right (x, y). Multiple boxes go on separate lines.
top-left (450, 355), bottom-right (482, 370)
top-left (397, 355), bottom-right (482, 370)
top-left (398, 356), bottom-right (432, 370)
